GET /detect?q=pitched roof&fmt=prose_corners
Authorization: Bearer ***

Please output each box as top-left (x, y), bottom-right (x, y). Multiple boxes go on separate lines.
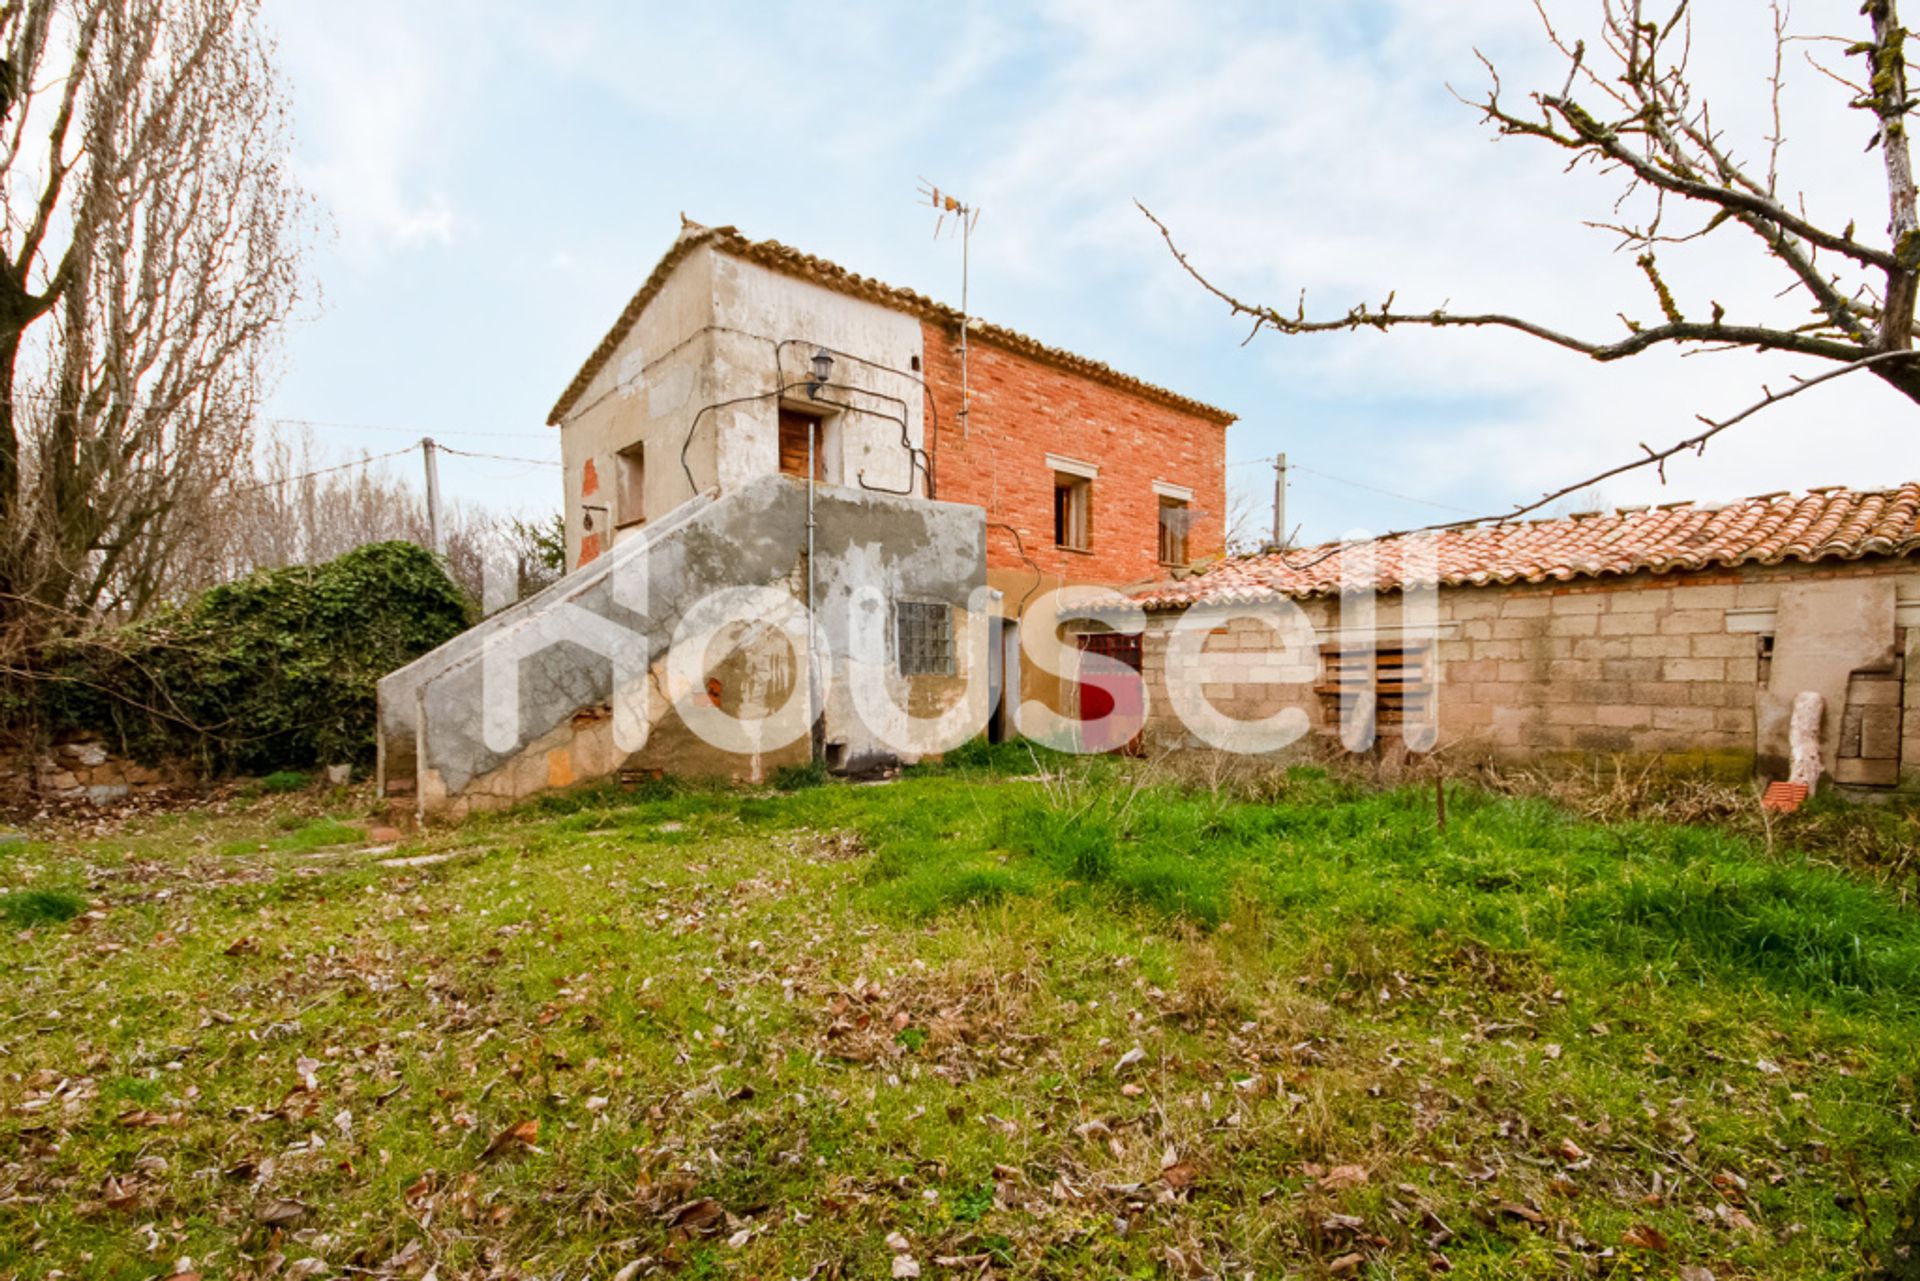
top-left (546, 220), bottom-right (1237, 427)
top-left (1133, 483), bottom-right (1920, 610)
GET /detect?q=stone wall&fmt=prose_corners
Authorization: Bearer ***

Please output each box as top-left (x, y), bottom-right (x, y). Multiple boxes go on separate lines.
top-left (14, 740), bottom-right (192, 806)
top-left (1125, 557), bottom-right (1920, 784)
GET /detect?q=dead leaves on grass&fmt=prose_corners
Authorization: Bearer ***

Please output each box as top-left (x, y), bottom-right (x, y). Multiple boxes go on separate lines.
top-left (479, 1117), bottom-right (540, 1161)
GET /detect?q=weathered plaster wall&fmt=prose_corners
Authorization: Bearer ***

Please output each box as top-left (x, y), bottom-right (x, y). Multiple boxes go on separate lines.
top-left (559, 243), bottom-right (722, 568)
top-left (382, 477), bottom-right (985, 816)
top-left (708, 254), bottom-right (926, 499)
top-left (1124, 558), bottom-right (1920, 783)
top-left (556, 245), bottom-right (929, 571)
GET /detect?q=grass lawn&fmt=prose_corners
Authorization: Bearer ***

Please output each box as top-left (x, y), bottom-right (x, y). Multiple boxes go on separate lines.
top-left (2, 750), bottom-right (1918, 1279)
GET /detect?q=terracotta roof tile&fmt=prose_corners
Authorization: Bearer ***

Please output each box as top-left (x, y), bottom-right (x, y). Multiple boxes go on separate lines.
top-left (1132, 483), bottom-right (1920, 610)
top-left (547, 221), bottom-right (1236, 427)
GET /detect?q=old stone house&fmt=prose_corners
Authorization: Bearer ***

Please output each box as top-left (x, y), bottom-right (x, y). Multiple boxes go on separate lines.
top-left (545, 218), bottom-right (1234, 723)
top-left (1115, 485), bottom-right (1920, 789)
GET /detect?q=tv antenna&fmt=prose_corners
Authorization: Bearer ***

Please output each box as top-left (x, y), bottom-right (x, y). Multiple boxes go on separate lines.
top-left (918, 180), bottom-right (981, 436)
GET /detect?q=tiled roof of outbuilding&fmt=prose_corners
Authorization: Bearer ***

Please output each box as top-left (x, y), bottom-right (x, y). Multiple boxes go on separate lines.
top-left (1133, 483), bottom-right (1920, 610)
top-left (546, 220), bottom-right (1237, 427)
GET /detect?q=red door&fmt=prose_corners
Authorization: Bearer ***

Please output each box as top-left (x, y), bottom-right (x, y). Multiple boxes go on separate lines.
top-left (1075, 631), bottom-right (1145, 755)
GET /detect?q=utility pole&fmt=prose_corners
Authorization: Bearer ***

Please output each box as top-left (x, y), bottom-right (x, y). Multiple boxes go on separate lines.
top-left (1271, 452), bottom-right (1288, 550)
top-left (421, 437), bottom-right (444, 555)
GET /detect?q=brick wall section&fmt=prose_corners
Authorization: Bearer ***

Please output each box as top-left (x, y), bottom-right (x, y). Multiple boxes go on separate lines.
top-left (921, 320), bottom-right (1228, 586)
top-left (1131, 558), bottom-right (1920, 779)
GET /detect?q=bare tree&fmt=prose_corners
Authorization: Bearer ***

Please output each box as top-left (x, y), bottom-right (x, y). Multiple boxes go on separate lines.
top-left (0, 0), bottom-right (306, 641)
top-left (179, 426), bottom-right (563, 611)
top-left (1142, 1), bottom-right (1920, 515)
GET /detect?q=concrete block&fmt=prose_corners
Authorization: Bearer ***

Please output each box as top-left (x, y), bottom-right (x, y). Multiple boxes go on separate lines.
top-left (1672, 584), bottom-right (1738, 609)
top-left (1691, 633), bottom-right (1757, 659)
top-left (1572, 727), bottom-right (1635, 751)
top-left (1595, 703), bottom-right (1651, 729)
top-left (1572, 636), bottom-right (1636, 660)
top-left (1500, 596), bottom-right (1552, 618)
top-left (1835, 757), bottom-right (1899, 786)
top-left (1547, 614), bottom-right (1599, 637)
top-left (1660, 609), bottom-right (1727, 636)
top-left (1664, 658), bottom-right (1724, 682)
top-left (1598, 613), bottom-right (1654, 636)
top-left (1860, 704), bottom-right (1900, 759)
top-left (1652, 705), bottom-right (1717, 732)
top-left (1851, 677), bottom-right (1903, 707)
top-left (1551, 594), bottom-right (1606, 615)
top-left (1606, 588), bottom-right (1674, 613)
top-left (1630, 635), bottom-right (1691, 659)
top-left (1601, 658), bottom-right (1664, 683)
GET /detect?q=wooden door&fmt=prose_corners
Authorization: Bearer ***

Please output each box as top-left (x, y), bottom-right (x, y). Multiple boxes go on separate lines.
top-left (778, 410), bottom-right (824, 480)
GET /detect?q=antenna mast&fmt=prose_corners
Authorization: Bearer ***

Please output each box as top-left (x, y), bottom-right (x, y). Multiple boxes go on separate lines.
top-left (917, 180), bottom-right (980, 437)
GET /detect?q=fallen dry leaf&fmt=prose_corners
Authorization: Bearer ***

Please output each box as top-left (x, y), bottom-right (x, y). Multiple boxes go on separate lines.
top-left (1328, 1252), bottom-right (1366, 1275)
top-left (1494, 1201), bottom-right (1545, 1225)
top-left (663, 1196), bottom-right (726, 1236)
top-left (1321, 1164), bottom-right (1369, 1191)
top-left (255, 1197), bottom-right (308, 1227)
top-left (480, 1118), bottom-right (539, 1161)
top-left (1622, 1222), bottom-right (1671, 1252)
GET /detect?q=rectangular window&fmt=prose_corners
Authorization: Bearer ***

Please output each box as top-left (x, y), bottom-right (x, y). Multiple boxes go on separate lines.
top-left (615, 441), bottom-right (646, 528)
top-left (1054, 473), bottom-right (1092, 550)
top-left (1158, 496), bottom-right (1190, 566)
top-left (896, 600), bottom-right (955, 677)
top-left (1316, 641), bottom-right (1433, 746)
top-left (778, 409), bottom-right (824, 480)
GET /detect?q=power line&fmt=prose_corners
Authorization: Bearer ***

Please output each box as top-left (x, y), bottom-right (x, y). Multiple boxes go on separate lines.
top-left (1290, 463), bottom-right (1478, 514)
top-left (435, 444), bottom-right (561, 467)
top-left (265, 414), bottom-right (554, 442)
top-left (224, 444), bottom-right (421, 495)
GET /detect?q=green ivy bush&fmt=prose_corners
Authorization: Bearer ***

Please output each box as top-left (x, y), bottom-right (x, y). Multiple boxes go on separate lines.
top-left (33, 542), bottom-right (471, 774)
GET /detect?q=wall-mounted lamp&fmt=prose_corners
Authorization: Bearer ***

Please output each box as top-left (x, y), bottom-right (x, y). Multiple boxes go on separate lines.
top-left (807, 348), bottom-right (834, 399)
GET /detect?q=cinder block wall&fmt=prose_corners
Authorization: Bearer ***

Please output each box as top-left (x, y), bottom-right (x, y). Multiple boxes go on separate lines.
top-left (1132, 558), bottom-right (1920, 781)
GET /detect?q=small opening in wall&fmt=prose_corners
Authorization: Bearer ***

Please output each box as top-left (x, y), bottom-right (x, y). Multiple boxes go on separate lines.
top-left (910, 354), bottom-right (922, 372)
top-left (1054, 472), bottom-right (1092, 550)
top-left (896, 600), bottom-right (956, 677)
top-left (825, 742), bottom-right (849, 771)
top-left (1158, 496), bottom-right (1190, 566)
top-left (778, 408), bottom-right (825, 480)
top-left (615, 441), bottom-right (646, 528)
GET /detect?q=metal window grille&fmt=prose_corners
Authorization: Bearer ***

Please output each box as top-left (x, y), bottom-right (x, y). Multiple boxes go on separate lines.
top-left (896, 601), bottom-right (955, 677)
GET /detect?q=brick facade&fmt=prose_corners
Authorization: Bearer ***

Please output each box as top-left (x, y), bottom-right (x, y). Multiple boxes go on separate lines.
top-left (921, 319), bottom-right (1229, 590)
top-left (1126, 557), bottom-right (1920, 785)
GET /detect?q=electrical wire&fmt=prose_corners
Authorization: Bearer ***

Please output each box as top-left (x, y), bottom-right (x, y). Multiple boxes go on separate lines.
top-left (435, 444), bottom-right (560, 467)
top-left (1290, 464), bottom-right (1477, 514)
top-left (223, 444), bottom-right (420, 495)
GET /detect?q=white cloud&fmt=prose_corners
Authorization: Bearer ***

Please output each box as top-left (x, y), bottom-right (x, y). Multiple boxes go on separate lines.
top-left (265, 0), bottom-right (1920, 528)
top-left (273, 3), bottom-right (482, 257)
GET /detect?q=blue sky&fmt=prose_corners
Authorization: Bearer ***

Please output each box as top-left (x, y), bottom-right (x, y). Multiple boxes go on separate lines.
top-left (267, 0), bottom-right (1920, 545)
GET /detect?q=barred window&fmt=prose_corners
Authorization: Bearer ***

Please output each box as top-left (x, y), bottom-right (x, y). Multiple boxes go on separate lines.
top-left (896, 601), bottom-right (955, 677)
